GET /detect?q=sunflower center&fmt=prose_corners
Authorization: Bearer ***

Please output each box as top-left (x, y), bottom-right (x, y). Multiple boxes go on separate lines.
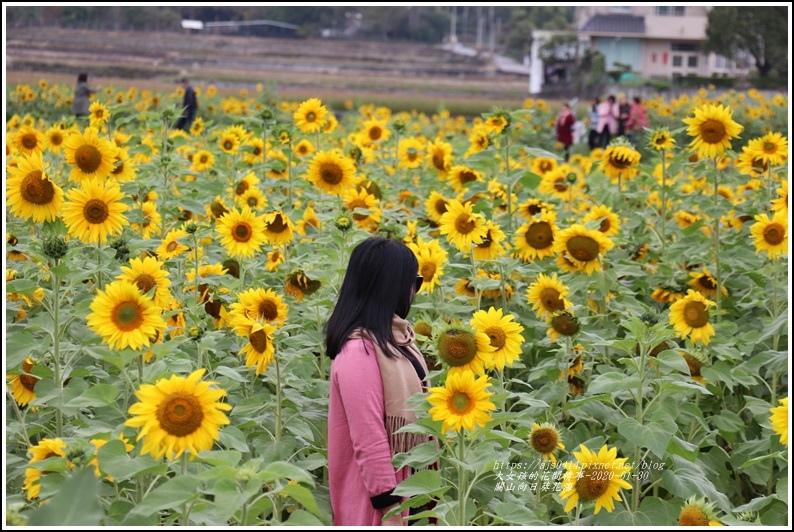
top-left (476, 233), bottom-right (494, 249)
top-left (678, 506), bottom-right (709, 526)
top-left (249, 328), bottom-right (269, 352)
top-left (460, 170), bottom-right (477, 184)
top-left (306, 111), bottom-right (316, 122)
top-left (267, 214), bottom-right (287, 233)
top-left (454, 214), bottom-right (476, 235)
top-left (22, 133), bottom-right (39, 150)
top-left (437, 330), bottom-right (477, 367)
top-left (599, 218), bottom-right (611, 233)
top-left (155, 391), bottom-right (204, 437)
top-left (320, 163), bottom-right (343, 185)
top-left (553, 178), bottom-right (568, 193)
top-left (420, 263), bottom-right (436, 280)
top-left (205, 299), bottom-right (222, 319)
top-left (247, 197), bottom-right (258, 208)
top-left (253, 146), bottom-right (262, 156)
top-left (83, 199), bottom-right (109, 224)
top-left (525, 222), bottom-right (553, 249)
top-left (540, 288), bottom-right (565, 312)
top-left (763, 141), bottom-right (776, 153)
top-left (449, 391), bottom-right (473, 415)
top-left (539, 161), bottom-right (553, 174)
top-left (210, 200), bottom-right (229, 218)
top-left (575, 466), bottom-right (611, 501)
top-left (567, 235), bottom-right (599, 262)
top-left (75, 144), bottom-right (102, 173)
top-left (134, 274), bottom-right (157, 294)
top-left (21, 170), bottom-right (56, 205)
top-left (223, 140), bottom-right (234, 151)
top-left (683, 301), bottom-right (709, 328)
top-left (407, 149), bottom-right (419, 162)
top-left (111, 161), bottom-right (124, 175)
top-left (551, 313), bottom-right (579, 336)
top-left (763, 223), bottom-right (785, 245)
top-left (699, 119), bottom-right (727, 144)
top-left (258, 300), bottom-right (279, 321)
top-left (112, 301), bottom-right (144, 331)
top-left (432, 152), bottom-right (446, 171)
top-left (752, 158), bottom-right (768, 172)
top-left (19, 359), bottom-right (39, 392)
top-left (233, 222), bottom-right (252, 242)
top-left (530, 427), bottom-right (558, 454)
top-left (50, 133), bottom-right (63, 146)
top-left (434, 199), bottom-right (448, 215)
top-left (697, 275), bottom-right (716, 290)
top-left (166, 241), bottom-right (179, 252)
top-left (368, 126), bottom-right (383, 141)
top-left (609, 154), bottom-right (631, 169)
top-left (654, 135), bottom-right (668, 146)
top-left (349, 199), bottom-right (369, 221)
top-left (526, 203), bottom-right (543, 216)
top-left (485, 326), bottom-right (507, 350)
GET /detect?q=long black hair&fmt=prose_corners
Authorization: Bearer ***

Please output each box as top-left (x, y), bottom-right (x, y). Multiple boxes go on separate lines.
top-left (325, 236), bottom-right (418, 360)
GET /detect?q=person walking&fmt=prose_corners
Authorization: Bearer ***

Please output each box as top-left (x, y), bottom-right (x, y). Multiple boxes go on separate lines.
top-left (617, 97), bottom-right (631, 137)
top-left (175, 78), bottom-right (198, 131)
top-left (325, 237), bottom-right (435, 526)
top-left (596, 95), bottom-right (619, 148)
top-left (626, 96), bottom-right (649, 145)
top-left (587, 98), bottom-right (601, 152)
top-left (71, 72), bottom-right (97, 118)
top-left (555, 103), bottom-right (576, 162)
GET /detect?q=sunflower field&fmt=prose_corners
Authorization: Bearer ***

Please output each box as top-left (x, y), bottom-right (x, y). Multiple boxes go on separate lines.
top-left (4, 81), bottom-right (789, 526)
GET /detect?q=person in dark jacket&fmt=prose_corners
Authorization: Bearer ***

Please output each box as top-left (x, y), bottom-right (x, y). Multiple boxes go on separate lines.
top-left (175, 78), bottom-right (198, 131)
top-left (555, 103), bottom-right (576, 162)
top-left (72, 72), bottom-right (97, 118)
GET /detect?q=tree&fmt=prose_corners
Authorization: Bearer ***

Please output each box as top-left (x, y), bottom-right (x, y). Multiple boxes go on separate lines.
top-left (702, 6), bottom-right (788, 78)
top-left (501, 6), bottom-right (574, 61)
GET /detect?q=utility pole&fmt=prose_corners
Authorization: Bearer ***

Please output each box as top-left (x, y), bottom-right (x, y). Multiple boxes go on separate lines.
top-left (450, 6), bottom-right (457, 44)
top-left (488, 6), bottom-right (495, 58)
top-left (476, 6), bottom-right (483, 51)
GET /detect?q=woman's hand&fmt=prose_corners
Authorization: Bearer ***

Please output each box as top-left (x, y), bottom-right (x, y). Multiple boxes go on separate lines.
top-left (381, 504), bottom-right (403, 526)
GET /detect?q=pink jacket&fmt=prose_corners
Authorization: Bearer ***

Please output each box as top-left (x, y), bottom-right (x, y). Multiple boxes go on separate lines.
top-left (596, 101), bottom-right (619, 134)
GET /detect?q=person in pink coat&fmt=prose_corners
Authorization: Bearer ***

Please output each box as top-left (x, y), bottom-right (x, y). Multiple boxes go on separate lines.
top-left (626, 96), bottom-right (649, 145)
top-left (325, 237), bottom-right (434, 526)
top-left (596, 94), bottom-right (619, 148)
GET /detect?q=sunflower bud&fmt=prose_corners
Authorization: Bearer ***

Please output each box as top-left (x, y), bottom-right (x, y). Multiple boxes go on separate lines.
top-left (42, 235), bottom-right (68, 261)
top-left (414, 321), bottom-right (433, 338)
top-left (277, 129), bottom-right (291, 145)
top-left (347, 146), bottom-right (363, 165)
top-left (566, 172), bottom-right (577, 184)
top-left (188, 325), bottom-right (203, 340)
top-left (184, 222), bottom-right (199, 235)
top-left (393, 118), bottom-right (406, 134)
top-left (161, 107), bottom-right (178, 123)
top-left (640, 310), bottom-right (660, 325)
top-left (335, 214), bottom-right (353, 232)
top-left (260, 107), bottom-right (275, 122)
top-left (108, 236), bottom-right (130, 262)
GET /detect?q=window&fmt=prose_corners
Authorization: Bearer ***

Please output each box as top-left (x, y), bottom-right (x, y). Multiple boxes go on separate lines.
top-left (610, 6), bottom-right (632, 12)
top-left (672, 43), bottom-right (699, 52)
top-left (672, 55), bottom-right (683, 67)
top-left (714, 55), bottom-right (730, 69)
top-left (655, 6), bottom-right (686, 16)
top-left (687, 55), bottom-right (698, 68)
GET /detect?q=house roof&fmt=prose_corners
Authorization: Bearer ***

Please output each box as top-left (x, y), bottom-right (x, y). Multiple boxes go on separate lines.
top-left (580, 14), bottom-right (645, 35)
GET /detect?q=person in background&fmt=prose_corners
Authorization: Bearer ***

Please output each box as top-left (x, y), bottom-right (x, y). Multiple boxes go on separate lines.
top-left (175, 78), bottom-right (198, 131)
top-left (325, 237), bottom-right (434, 526)
top-left (72, 72), bottom-right (97, 118)
top-left (626, 96), bottom-right (649, 145)
top-left (596, 94), bottom-right (619, 148)
top-left (555, 102), bottom-right (576, 162)
top-left (617, 97), bottom-right (631, 137)
top-left (588, 97), bottom-right (601, 151)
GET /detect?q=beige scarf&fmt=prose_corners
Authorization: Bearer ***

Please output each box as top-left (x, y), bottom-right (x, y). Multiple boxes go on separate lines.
top-left (350, 315), bottom-right (431, 457)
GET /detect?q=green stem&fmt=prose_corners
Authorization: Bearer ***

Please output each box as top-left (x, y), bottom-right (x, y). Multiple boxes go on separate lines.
top-left (9, 391), bottom-right (33, 448)
top-left (274, 355), bottom-right (283, 442)
top-left (712, 158), bottom-right (721, 321)
top-left (458, 431), bottom-right (468, 526)
top-left (660, 149), bottom-right (666, 255)
top-left (504, 138), bottom-right (513, 234)
top-left (469, 249), bottom-right (480, 311)
top-left (181, 454), bottom-right (189, 525)
top-left (52, 268), bottom-right (63, 438)
top-left (575, 502), bottom-right (581, 526)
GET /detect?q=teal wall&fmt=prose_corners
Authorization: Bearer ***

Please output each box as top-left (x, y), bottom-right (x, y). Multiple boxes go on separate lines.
top-left (594, 37), bottom-right (643, 72)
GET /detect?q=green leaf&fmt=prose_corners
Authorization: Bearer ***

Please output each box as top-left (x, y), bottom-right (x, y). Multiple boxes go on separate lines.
top-left (757, 309), bottom-right (788, 344)
top-left (96, 440), bottom-right (166, 482)
top-left (5, 330), bottom-right (37, 368)
top-left (197, 450), bottom-right (242, 467)
top-left (594, 508), bottom-right (653, 526)
top-left (483, 501), bottom-right (545, 525)
top-left (564, 393), bottom-right (611, 411)
top-left (518, 171), bottom-right (541, 190)
top-left (213, 477), bottom-right (262, 522)
top-left (392, 469), bottom-right (445, 497)
top-left (617, 415), bottom-right (676, 459)
top-left (666, 436), bottom-right (698, 462)
top-left (661, 457), bottom-right (731, 512)
top-left (588, 372), bottom-right (640, 395)
top-left (279, 484), bottom-right (322, 517)
top-left (26, 469), bottom-right (103, 526)
top-left (392, 441), bottom-right (443, 470)
top-left (776, 477), bottom-right (788, 502)
top-left (260, 461), bottom-right (315, 486)
top-left (283, 509), bottom-right (325, 526)
top-left (6, 279), bottom-right (39, 296)
top-left (655, 349), bottom-right (691, 374)
top-left (219, 425), bottom-right (250, 453)
top-left (63, 383), bottom-right (119, 408)
top-left (732, 495), bottom-right (778, 513)
top-left (740, 451), bottom-right (786, 468)
top-left (126, 475), bottom-right (200, 519)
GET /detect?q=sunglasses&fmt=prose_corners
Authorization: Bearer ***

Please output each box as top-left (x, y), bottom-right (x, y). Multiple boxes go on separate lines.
top-left (415, 275), bottom-right (424, 292)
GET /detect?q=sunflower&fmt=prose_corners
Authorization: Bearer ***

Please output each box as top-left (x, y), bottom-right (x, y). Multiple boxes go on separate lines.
top-left (651, 285), bottom-right (687, 305)
top-left (435, 323), bottom-right (496, 376)
top-left (216, 207), bottom-right (268, 258)
top-left (529, 422), bottom-right (565, 465)
top-left (514, 212), bottom-right (558, 262)
top-left (296, 204), bottom-right (322, 236)
top-left (669, 289), bottom-right (717, 345)
top-left (284, 270), bottom-right (321, 302)
top-left (649, 128), bottom-right (676, 151)
top-left (360, 118), bottom-right (391, 145)
top-left (23, 438), bottom-right (69, 500)
top-left (7, 357), bottom-right (39, 407)
top-left (156, 228), bottom-right (191, 260)
top-left (109, 146), bottom-right (137, 182)
top-left (561, 351), bottom-right (585, 396)
top-left (218, 131), bottom-right (241, 155)
top-left (472, 220), bottom-right (508, 261)
top-left (438, 199), bottom-right (487, 253)
top-left (294, 138), bottom-right (316, 158)
top-left (87, 280), bottom-right (167, 351)
top-left (770, 397), bottom-right (788, 447)
top-left (130, 201), bottom-right (161, 240)
top-left (13, 125), bottom-right (45, 155)
top-left (553, 224), bottom-right (614, 275)
top-left (235, 318), bottom-right (277, 375)
top-left (407, 237), bottom-right (447, 294)
top-left (125, 368), bottom-right (232, 460)
top-left (749, 211), bottom-right (788, 258)
top-left (306, 150), bottom-right (357, 196)
top-left (771, 179), bottom-right (788, 214)
top-left (6, 150), bottom-right (64, 223)
top-left (184, 263), bottom-right (228, 304)
top-left (683, 103), bottom-right (744, 159)
top-left (262, 210), bottom-right (295, 246)
top-left (231, 171), bottom-right (261, 200)
top-left (483, 112), bottom-right (509, 135)
top-left (559, 444), bottom-right (632, 514)
top-left (526, 273), bottom-right (572, 321)
top-left (116, 256), bottom-right (172, 308)
top-left (517, 198), bottom-right (554, 220)
top-left (189, 116), bottom-right (205, 136)
top-left (237, 187), bottom-right (268, 211)
top-left (600, 144), bottom-right (641, 183)
top-left (190, 149), bottom-right (215, 173)
top-left (678, 496), bottom-right (721, 526)
top-left (464, 125), bottom-right (490, 157)
top-left (427, 370), bottom-right (496, 434)
top-left (88, 100), bottom-right (110, 128)
top-left (63, 126), bottom-right (119, 182)
top-left (547, 310), bottom-right (580, 342)
top-left (230, 287), bottom-right (288, 328)
top-left (746, 132), bottom-right (788, 166)
top-left (344, 188), bottom-right (382, 230)
top-left (44, 125), bottom-right (66, 153)
top-left (688, 268), bottom-right (728, 299)
top-left (293, 98), bottom-right (328, 134)
top-left (582, 205), bottom-right (621, 237)
top-left (396, 136), bottom-right (424, 169)
top-left (425, 191), bottom-right (450, 224)
top-left (531, 157), bottom-right (558, 177)
top-left (470, 307), bottom-right (524, 371)
top-left (447, 165), bottom-right (483, 193)
top-left (427, 138), bottom-right (453, 175)
top-left (62, 179), bottom-right (129, 245)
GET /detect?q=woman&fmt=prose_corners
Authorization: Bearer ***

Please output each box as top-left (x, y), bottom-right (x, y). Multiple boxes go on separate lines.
top-left (555, 103), bottom-right (576, 162)
top-left (71, 72), bottom-right (97, 118)
top-left (596, 95), bottom-right (619, 148)
top-left (587, 98), bottom-right (601, 152)
top-left (626, 96), bottom-right (648, 145)
top-left (326, 236), bottom-right (432, 526)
